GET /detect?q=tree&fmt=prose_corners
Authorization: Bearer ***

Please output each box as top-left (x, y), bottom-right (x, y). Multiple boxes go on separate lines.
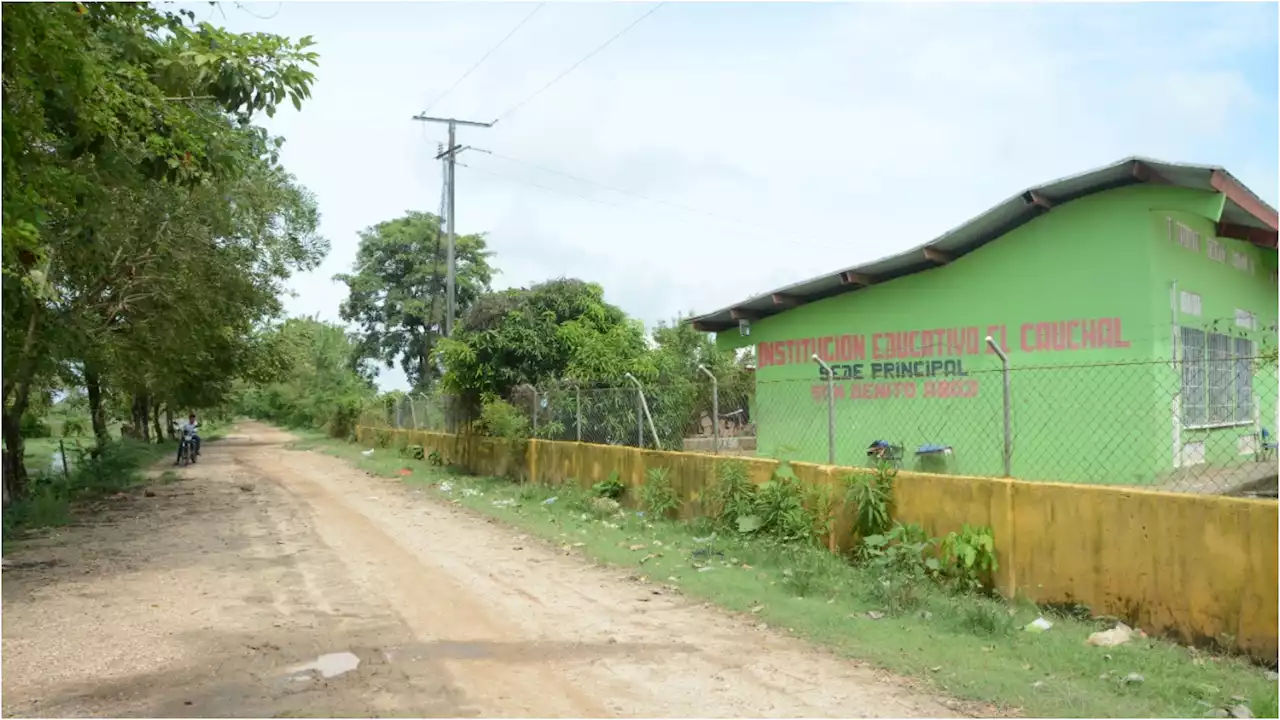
top-left (436, 278), bottom-right (653, 438)
top-left (335, 211), bottom-right (494, 391)
top-left (235, 317), bottom-right (377, 438)
top-left (2, 2), bottom-right (322, 499)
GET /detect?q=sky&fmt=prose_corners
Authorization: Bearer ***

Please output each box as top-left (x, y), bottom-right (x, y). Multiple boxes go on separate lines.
top-left (185, 1), bottom-right (1279, 392)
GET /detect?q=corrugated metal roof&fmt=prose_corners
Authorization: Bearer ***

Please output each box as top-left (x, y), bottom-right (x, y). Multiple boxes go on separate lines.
top-left (690, 157), bottom-right (1279, 332)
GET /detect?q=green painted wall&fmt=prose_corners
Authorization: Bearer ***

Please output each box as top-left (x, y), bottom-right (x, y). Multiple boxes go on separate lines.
top-left (1143, 190), bottom-right (1279, 479)
top-left (739, 185), bottom-right (1278, 486)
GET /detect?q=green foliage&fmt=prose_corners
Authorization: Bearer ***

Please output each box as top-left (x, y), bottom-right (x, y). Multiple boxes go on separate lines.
top-left (749, 460), bottom-right (815, 544)
top-left (19, 413), bottom-right (52, 439)
top-left (335, 212), bottom-right (494, 390)
top-left (860, 521), bottom-right (939, 578)
top-left (940, 524), bottom-right (999, 593)
top-left (478, 397), bottom-right (530, 440)
top-left (707, 460), bottom-right (756, 531)
top-left (844, 460), bottom-right (896, 539)
top-left (235, 318), bottom-right (375, 436)
top-left (591, 472), bottom-right (625, 500)
top-left (401, 444), bottom-right (425, 461)
top-left (427, 449), bottom-right (444, 467)
top-left (639, 466), bottom-right (681, 519)
top-left (3, 438), bottom-right (163, 540)
top-left (438, 279), bottom-right (651, 427)
top-left (61, 417), bottom-right (87, 438)
top-left (2, 1), bottom-right (327, 498)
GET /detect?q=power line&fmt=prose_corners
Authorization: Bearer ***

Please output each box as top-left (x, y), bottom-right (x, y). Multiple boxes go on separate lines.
top-left (234, 2), bottom-right (282, 20)
top-left (421, 3), bottom-right (547, 116)
top-left (479, 149), bottom-right (824, 248)
top-left (490, 3), bottom-right (665, 125)
top-left (459, 160), bottom-right (843, 252)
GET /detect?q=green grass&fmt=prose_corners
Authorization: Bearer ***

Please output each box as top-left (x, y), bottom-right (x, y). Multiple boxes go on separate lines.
top-left (290, 431), bottom-right (1278, 719)
top-left (3, 423), bottom-right (227, 543)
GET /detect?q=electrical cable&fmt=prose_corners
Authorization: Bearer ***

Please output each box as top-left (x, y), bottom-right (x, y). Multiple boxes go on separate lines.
top-left (489, 3), bottom-right (665, 125)
top-left (234, 2), bottom-right (282, 20)
top-left (421, 3), bottom-right (547, 116)
top-left (459, 161), bottom-right (844, 251)
top-left (479, 149), bottom-right (825, 248)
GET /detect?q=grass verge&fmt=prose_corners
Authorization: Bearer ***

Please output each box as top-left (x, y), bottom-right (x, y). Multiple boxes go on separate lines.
top-left (289, 430), bottom-right (1279, 719)
top-left (3, 424), bottom-right (226, 543)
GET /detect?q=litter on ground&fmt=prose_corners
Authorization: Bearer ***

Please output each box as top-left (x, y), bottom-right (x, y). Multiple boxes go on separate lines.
top-left (1024, 617), bottom-right (1054, 633)
top-left (1087, 622), bottom-right (1145, 647)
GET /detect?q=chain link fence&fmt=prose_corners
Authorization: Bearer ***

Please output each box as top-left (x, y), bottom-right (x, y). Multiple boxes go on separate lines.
top-left (361, 357), bottom-right (1277, 497)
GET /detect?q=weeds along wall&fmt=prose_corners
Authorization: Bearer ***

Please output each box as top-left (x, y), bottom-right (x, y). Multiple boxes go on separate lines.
top-left (360, 425), bottom-right (1279, 661)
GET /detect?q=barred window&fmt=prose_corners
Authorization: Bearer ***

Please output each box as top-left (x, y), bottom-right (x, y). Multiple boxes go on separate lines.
top-left (1235, 337), bottom-right (1255, 423)
top-left (1180, 327), bottom-right (1206, 425)
top-left (1180, 326), bottom-right (1256, 427)
top-left (1207, 333), bottom-right (1233, 424)
top-left (1232, 251), bottom-right (1255, 273)
top-left (1207, 239), bottom-right (1226, 263)
top-left (1176, 223), bottom-right (1201, 252)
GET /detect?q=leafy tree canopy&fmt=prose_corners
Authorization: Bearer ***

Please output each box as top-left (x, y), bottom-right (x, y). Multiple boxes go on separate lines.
top-left (335, 211), bottom-right (494, 391)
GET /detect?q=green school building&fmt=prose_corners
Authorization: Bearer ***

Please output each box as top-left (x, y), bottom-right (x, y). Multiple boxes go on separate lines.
top-left (692, 158), bottom-right (1279, 488)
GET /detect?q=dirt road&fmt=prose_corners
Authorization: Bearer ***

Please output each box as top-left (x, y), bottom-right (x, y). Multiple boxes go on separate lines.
top-left (2, 423), bottom-right (958, 718)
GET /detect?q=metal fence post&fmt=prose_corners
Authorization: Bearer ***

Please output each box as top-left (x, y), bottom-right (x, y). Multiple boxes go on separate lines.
top-left (698, 364), bottom-right (719, 454)
top-left (811, 354), bottom-right (835, 465)
top-left (408, 395), bottom-right (418, 430)
top-left (624, 372), bottom-right (662, 450)
top-left (575, 383), bottom-right (582, 442)
top-left (985, 335), bottom-right (1013, 477)
top-left (532, 387), bottom-right (539, 436)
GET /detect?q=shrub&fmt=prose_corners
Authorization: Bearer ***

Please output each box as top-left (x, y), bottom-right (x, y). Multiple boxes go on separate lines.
top-left (940, 524), bottom-right (999, 593)
top-left (707, 460), bottom-right (755, 530)
top-left (844, 459), bottom-right (896, 540)
top-left (591, 471), bottom-right (625, 500)
top-left (639, 466), bottom-right (681, 519)
top-left (20, 412), bottom-right (52, 439)
top-left (750, 461), bottom-right (815, 544)
top-left (478, 397), bottom-right (530, 440)
top-left (61, 417), bottom-right (88, 438)
top-left (860, 521), bottom-right (939, 579)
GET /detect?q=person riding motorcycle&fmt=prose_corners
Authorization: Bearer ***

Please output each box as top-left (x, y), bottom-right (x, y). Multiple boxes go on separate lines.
top-left (176, 413), bottom-right (201, 464)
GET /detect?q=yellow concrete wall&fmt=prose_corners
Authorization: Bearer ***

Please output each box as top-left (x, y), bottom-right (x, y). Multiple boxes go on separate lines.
top-left (355, 426), bottom-right (1279, 661)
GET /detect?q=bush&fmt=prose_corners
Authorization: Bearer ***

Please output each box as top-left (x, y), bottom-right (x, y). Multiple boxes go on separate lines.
top-left (20, 412), bottom-right (52, 439)
top-left (940, 524), bottom-right (999, 593)
top-left (639, 466), bottom-right (681, 519)
top-left (478, 397), bottom-right (530, 440)
top-left (591, 471), bottom-right (624, 500)
top-left (707, 460), bottom-right (755, 530)
top-left (749, 461), bottom-right (814, 544)
top-left (844, 460), bottom-right (896, 539)
top-left (61, 417), bottom-right (88, 438)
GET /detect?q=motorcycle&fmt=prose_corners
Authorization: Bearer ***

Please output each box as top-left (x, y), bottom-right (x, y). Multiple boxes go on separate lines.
top-left (177, 429), bottom-right (198, 467)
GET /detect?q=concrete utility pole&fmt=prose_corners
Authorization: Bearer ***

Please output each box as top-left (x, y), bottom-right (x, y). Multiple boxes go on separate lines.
top-left (411, 114), bottom-right (492, 337)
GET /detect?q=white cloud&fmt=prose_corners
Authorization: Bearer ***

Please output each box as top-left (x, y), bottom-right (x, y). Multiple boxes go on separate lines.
top-left (195, 2), bottom-right (1277, 391)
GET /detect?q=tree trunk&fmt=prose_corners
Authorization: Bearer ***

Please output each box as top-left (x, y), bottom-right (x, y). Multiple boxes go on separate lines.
top-left (165, 406), bottom-right (175, 441)
top-left (2, 412), bottom-right (27, 504)
top-left (2, 302), bottom-right (43, 502)
top-left (152, 402), bottom-right (163, 444)
top-left (86, 366), bottom-right (110, 447)
top-left (139, 394), bottom-right (151, 443)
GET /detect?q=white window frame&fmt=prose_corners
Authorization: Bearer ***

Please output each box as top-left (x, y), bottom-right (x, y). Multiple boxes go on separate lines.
top-left (1175, 222), bottom-right (1201, 252)
top-left (1207, 238), bottom-right (1226, 263)
top-left (1179, 291), bottom-right (1202, 317)
top-left (1180, 325), bottom-right (1256, 429)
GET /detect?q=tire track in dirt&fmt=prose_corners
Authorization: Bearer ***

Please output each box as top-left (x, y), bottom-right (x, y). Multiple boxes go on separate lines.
top-left (2, 423), bottom-right (964, 718)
